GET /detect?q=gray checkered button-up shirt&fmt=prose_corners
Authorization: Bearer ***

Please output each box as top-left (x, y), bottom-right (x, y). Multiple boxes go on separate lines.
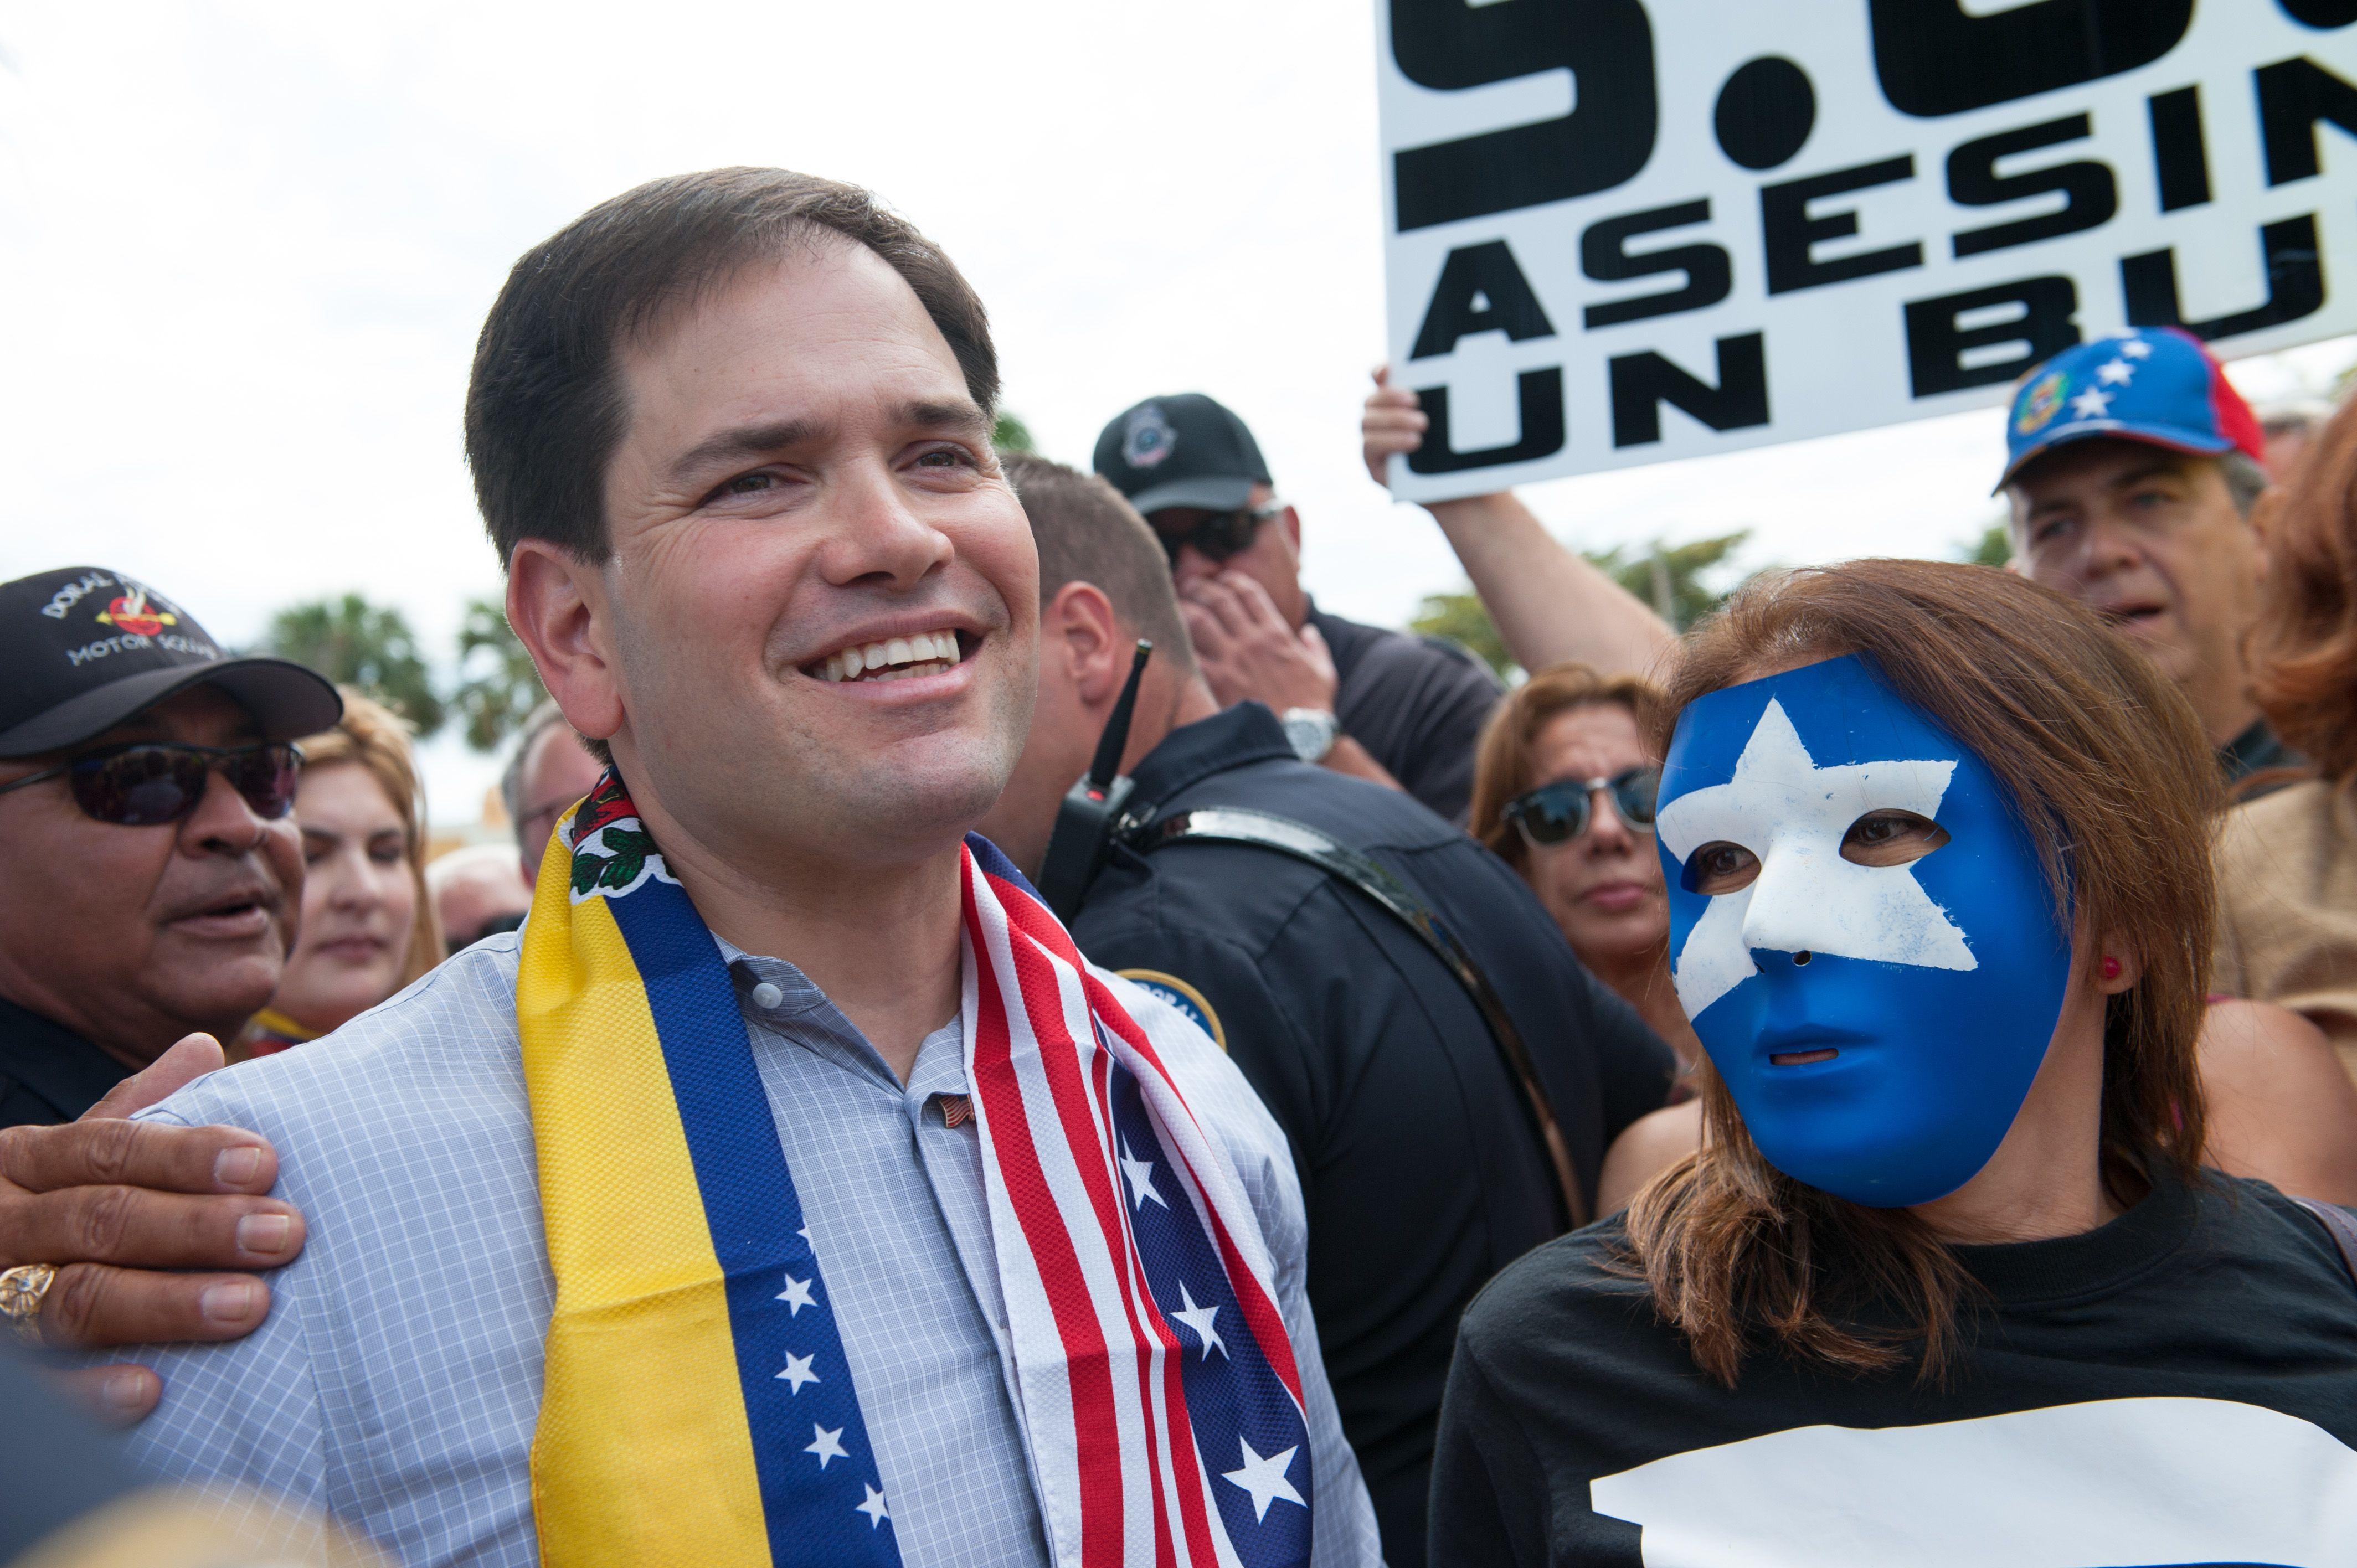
top-left (107, 934), bottom-right (1380, 1568)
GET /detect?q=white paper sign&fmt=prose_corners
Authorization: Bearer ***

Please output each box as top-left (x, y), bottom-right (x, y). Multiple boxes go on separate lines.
top-left (1375, 0), bottom-right (2357, 502)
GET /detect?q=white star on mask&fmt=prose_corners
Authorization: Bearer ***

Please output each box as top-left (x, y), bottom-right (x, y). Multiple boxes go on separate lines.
top-left (1655, 698), bottom-right (1977, 1018)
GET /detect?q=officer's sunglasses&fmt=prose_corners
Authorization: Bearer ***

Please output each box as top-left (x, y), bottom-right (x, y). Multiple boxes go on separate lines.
top-left (1502, 767), bottom-right (1660, 849)
top-left (1150, 501), bottom-right (1287, 569)
top-left (0, 741), bottom-right (304, 827)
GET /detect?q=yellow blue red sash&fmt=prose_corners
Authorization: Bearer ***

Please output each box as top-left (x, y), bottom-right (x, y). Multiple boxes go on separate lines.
top-left (519, 772), bottom-right (1317, 1567)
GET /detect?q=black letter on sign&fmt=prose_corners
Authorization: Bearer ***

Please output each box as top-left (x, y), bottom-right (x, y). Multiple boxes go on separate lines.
top-left (2278, 0), bottom-right (2357, 27)
top-left (1947, 115), bottom-right (2117, 259)
top-left (1407, 372), bottom-right (1568, 474)
top-left (1582, 200), bottom-right (1733, 329)
top-left (1867, 1), bottom-right (2193, 118)
top-left (1904, 277), bottom-right (2081, 398)
top-left (2256, 58), bottom-right (2357, 186)
top-left (2148, 88), bottom-right (2212, 212)
top-left (1390, 0), bottom-right (1658, 232)
top-left (1411, 243), bottom-right (1558, 360)
top-left (1762, 157), bottom-right (1922, 296)
top-left (2123, 215), bottom-right (2327, 341)
top-left (1608, 334), bottom-right (1769, 448)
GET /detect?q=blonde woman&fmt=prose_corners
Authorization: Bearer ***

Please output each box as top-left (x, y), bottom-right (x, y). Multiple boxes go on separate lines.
top-left (241, 690), bottom-right (440, 1055)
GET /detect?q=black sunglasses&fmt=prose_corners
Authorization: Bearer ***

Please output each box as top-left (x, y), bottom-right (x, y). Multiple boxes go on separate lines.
top-left (0, 741), bottom-right (304, 827)
top-left (1502, 767), bottom-right (1660, 848)
top-left (1150, 502), bottom-right (1285, 568)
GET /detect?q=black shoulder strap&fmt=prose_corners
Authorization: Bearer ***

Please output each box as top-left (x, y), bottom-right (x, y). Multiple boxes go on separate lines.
top-left (1128, 806), bottom-right (1588, 1229)
top-left (2293, 1196), bottom-right (2357, 1290)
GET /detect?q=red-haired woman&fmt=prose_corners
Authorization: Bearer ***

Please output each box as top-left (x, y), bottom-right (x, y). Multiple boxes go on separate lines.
top-left (2217, 391), bottom-right (2357, 1078)
top-left (1431, 561), bottom-right (2357, 1565)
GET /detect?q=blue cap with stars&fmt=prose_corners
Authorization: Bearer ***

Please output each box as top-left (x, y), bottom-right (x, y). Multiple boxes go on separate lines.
top-left (1995, 327), bottom-right (2265, 493)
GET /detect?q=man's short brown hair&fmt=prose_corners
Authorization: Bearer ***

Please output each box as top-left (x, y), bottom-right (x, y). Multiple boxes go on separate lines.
top-left (464, 167), bottom-right (999, 566)
top-left (1002, 453), bottom-right (1197, 677)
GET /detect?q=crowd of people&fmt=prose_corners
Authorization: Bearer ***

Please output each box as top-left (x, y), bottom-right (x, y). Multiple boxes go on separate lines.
top-left (0, 163), bottom-right (2355, 1566)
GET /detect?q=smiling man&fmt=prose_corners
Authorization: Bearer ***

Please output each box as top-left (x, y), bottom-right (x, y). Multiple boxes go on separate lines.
top-left (68, 171), bottom-right (1376, 1568)
top-left (1999, 328), bottom-right (2296, 784)
top-left (0, 568), bottom-right (339, 1128)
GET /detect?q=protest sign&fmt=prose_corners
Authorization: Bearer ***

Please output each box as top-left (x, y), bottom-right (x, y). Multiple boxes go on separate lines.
top-left (1376, 1), bottom-right (2357, 501)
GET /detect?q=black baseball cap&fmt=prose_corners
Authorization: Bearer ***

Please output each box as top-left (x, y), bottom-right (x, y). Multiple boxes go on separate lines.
top-left (1092, 394), bottom-right (1273, 516)
top-left (0, 567), bottom-right (343, 758)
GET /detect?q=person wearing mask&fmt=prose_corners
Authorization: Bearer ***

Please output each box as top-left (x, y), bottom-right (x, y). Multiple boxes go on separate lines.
top-left (1093, 392), bottom-right (1504, 821)
top-left (15, 168), bottom-right (1379, 1568)
top-left (0, 568), bottom-right (338, 1126)
top-left (1997, 328), bottom-right (2297, 786)
top-left (977, 455), bottom-right (1676, 1566)
top-left (239, 691), bottom-right (441, 1057)
top-left (2216, 389), bottom-right (2357, 1079)
top-left (499, 698), bottom-right (605, 881)
top-left (426, 844), bottom-right (533, 955)
top-left (1430, 560), bottom-right (2357, 1565)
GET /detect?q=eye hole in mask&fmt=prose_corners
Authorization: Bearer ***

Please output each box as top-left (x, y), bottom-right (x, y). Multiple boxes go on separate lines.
top-left (1682, 809), bottom-right (1952, 896)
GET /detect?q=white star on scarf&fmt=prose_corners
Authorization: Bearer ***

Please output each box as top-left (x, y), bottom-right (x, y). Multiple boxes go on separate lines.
top-left (776, 1352), bottom-right (820, 1394)
top-left (857, 1484), bottom-right (891, 1529)
top-left (2097, 358), bottom-right (2134, 385)
top-left (2070, 385), bottom-right (2113, 419)
top-left (1223, 1438), bottom-right (1306, 1523)
top-left (1118, 1138), bottom-right (1168, 1211)
top-left (805, 1423), bottom-right (847, 1469)
top-left (1654, 698), bottom-right (1974, 1018)
top-left (1171, 1282), bottom-right (1227, 1361)
top-left (777, 1275), bottom-right (817, 1314)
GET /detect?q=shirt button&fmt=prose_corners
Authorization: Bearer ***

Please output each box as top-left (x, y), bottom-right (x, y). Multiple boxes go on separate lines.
top-left (750, 981), bottom-right (784, 1011)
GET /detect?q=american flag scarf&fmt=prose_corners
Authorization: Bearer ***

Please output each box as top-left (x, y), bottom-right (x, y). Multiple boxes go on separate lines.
top-left (519, 771), bottom-right (1317, 1568)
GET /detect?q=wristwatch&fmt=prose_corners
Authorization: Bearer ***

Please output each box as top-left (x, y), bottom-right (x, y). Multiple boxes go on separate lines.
top-left (1280, 707), bottom-right (1342, 764)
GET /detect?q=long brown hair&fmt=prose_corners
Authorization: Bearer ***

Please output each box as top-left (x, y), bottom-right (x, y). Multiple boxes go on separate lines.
top-left (1468, 662), bottom-right (1664, 873)
top-left (297, 688), bottom-right (443, 991)
top-left (1625, 559), bottom-right (2217, 1385)
top-left (2248, 394), bottom-right (2357, 782)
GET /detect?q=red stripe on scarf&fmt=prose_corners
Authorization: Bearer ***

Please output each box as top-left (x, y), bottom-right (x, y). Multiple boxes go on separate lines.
top-left (960, 870), bottom-right (1129, 1566)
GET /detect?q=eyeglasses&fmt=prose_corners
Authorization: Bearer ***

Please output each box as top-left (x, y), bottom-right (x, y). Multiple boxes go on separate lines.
top-left (0, 741), bottom-right (303, 827)
top-left (1150, 501), bottom-right (1286, 569)
top-left (1502, 767), bottom-right (1660, 848)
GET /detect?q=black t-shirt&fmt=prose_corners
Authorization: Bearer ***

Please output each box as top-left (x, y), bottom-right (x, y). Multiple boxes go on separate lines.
top-left (1074, 703), bottom-right (1675, 1568)
top-left (0, 994), bottom-right (126, 1128)
top-left (2219, 716), bottom-right (2305, 792)
top-left (1308, 602), bottom-right (1502, 824)
top-left (1430, 1170), bottom-right (2357, 1566)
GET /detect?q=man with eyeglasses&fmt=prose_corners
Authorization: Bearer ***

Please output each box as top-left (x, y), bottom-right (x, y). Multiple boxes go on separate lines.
top-left (1094, 394), bottom-right (1503, 822)
top-left (0, 567), bottom-right (339, 1129)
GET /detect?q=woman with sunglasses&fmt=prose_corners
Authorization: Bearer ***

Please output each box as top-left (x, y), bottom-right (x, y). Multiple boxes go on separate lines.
top-left (238, 692), bottom-right (441, 1057)
top-left (1431, 560), bottom-right (2357, 1566)
top-left (1468, 667), bottom-right (1705, 1209)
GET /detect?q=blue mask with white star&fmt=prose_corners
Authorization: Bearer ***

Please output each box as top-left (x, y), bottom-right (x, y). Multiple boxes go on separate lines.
top-left (1654, 655), bottom-right (2072, 1208)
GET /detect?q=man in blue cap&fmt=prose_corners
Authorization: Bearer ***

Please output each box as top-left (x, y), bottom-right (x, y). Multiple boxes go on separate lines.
top-left (1997, 328), bottom-right (2297, 783)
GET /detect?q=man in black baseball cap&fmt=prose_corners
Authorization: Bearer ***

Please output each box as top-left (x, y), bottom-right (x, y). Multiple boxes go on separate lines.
top-left (1095, 394), bottom-right (1502, 822)
top-left (0, 566), bottom-right (341, 1126)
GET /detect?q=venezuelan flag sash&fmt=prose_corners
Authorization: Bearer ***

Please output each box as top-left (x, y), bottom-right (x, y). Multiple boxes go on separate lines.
top-left (519, 772), bottom-right (1319, 1568)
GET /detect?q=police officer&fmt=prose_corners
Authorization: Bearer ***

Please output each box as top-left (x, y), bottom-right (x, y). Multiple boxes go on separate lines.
top-left (980, 456), bottom-right (1676, 1568)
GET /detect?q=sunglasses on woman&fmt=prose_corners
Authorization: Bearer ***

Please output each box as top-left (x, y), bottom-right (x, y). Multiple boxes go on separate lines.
top-left (1150, 501), bottom-right (1288, 568)
top-left (0, 741), bottom-right (304, 827)
top-left (1502, 767), bottom-right (1660, 848)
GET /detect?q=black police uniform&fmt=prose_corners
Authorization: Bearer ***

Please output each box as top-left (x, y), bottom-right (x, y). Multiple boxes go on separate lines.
top-left (1069, 702), bottom-right (1675, 1568)
top-left (0, 996), bottom-right (125, 1128)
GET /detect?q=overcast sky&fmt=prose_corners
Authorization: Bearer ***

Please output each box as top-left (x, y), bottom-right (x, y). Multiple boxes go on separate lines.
top-left (3, 5), bottom-right (2349, 824)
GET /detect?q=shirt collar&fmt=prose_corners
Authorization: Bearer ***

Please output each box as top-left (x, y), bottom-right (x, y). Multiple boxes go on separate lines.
top-left (1127, 702), bottom-right (1296, 814)
top-left (0, 993), bottom-right (130, 1123)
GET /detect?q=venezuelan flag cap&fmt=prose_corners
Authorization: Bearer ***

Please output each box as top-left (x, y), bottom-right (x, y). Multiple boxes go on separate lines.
top-left (1995, 327), bottom-right (2265, 494)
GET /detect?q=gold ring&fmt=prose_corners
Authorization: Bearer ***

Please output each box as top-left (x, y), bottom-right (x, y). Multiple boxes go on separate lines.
top-left (0, 1262), bottom-right (58, 1348)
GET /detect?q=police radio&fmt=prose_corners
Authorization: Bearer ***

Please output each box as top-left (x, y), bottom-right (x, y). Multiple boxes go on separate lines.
top-left (1037, 639), bottom-right (1152, 923)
